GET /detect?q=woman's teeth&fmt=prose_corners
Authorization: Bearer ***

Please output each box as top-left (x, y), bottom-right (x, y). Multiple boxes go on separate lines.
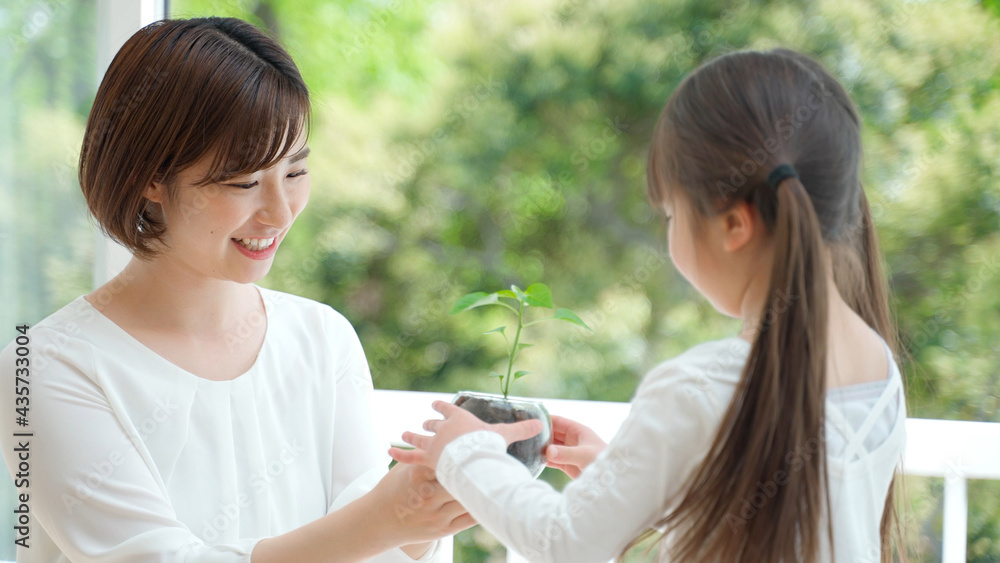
top-left (235, 237), bottom-right (275, 251)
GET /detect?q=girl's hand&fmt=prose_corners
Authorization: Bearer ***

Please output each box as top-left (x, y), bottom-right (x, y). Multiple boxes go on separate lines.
top-left (389, 400), bottom-right (544, 471)
top-left (544, 415), bottom-right (607, 479)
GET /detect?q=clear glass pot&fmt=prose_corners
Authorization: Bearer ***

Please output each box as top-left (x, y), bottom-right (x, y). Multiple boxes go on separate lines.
top-left (452, 391), bottom-right (553, 478)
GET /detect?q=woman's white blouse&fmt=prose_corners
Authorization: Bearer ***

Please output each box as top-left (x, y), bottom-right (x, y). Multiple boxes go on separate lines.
top-left (0, 284), bottom-right (440, 562)
top-left (436, 337), bottom-right (907, 563)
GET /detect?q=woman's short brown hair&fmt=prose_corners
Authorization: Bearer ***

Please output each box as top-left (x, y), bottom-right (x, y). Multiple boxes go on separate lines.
top-left (79, 17), bottom-right (310, 260)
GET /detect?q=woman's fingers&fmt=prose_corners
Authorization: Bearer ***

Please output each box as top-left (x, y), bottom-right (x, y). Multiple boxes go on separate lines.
top-left (448, 512), bottom-right (477, 533)
top-left (438, 499), bottom-right (466, 518)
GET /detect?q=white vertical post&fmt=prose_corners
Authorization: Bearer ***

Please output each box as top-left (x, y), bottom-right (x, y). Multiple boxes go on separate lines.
top-left (438, 536), bottom-right (453, 561)
top-left (92, 0), bottom-right (166, 288)
top-left (941, 477), bottom-right (967, 563)
top-left (507, 549), bottom-right (529, 563)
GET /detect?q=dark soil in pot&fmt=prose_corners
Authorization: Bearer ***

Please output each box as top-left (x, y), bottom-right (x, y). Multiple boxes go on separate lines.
top-left (453, 391), bottom-right (552, 478)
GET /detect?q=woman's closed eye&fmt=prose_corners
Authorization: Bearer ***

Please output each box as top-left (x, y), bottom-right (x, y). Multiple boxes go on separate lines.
top-left (226, 169), bottom-right (308, 190)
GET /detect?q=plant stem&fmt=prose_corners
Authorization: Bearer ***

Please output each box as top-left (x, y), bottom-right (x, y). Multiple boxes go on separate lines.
top-left (504, 301), bottom-right (525, 399)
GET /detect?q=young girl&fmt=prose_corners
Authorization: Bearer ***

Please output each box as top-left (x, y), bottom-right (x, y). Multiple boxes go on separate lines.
top-left (0, 17), bottom-right (471, 562)
top-left (390, 48), bottom-right (908, 562)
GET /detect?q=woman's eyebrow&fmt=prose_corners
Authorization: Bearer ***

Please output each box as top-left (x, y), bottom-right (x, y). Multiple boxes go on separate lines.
top-left (288, 146), bottom-right (311, 163)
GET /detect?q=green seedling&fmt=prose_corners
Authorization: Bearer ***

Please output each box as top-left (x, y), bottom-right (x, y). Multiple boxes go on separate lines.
top-left (451, 283), bottom-right (591, 398)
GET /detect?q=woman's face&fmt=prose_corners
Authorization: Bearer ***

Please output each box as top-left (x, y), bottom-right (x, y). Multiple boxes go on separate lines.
top-left (146, 132), bottom-right (310, 284)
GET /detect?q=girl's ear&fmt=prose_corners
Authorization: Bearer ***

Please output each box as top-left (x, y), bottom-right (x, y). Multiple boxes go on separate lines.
top-left (718, 200), bottom-right (756, 252)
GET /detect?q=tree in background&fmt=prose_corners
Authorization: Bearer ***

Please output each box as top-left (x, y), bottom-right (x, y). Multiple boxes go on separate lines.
top-left (4, 0), bottom-right (998, 559)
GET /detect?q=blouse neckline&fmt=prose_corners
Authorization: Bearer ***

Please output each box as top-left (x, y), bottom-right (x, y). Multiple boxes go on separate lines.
top-left (78, 283), bottom-right (271, 388)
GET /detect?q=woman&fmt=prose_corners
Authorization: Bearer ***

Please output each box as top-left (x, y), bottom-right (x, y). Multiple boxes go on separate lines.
top-left (0, 17), bottom-right (473, 562)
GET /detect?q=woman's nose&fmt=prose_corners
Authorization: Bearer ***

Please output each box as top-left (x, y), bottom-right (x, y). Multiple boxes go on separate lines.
top-left (257, 179), bottom-right (293, 228)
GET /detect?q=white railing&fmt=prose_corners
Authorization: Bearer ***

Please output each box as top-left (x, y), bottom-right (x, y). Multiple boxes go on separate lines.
top-left (371, 389), bottom-right (1000, 563)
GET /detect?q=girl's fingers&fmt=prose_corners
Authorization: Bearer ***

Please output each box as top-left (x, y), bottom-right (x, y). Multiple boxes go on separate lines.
top-left (545, 461), bottom-right (581, 479)
top-left (496, 419), bottom-right (543, 445)
top-left (547, 444), bottom-right (593, 464)
top-left (389, 446), bottom-right (428, 467)
top-left (401, 431), bottom-right (431, 450)
top-left (549, 415), bottom-right (571, 442)
top-left (422, 419), bottom-right (442, 433)
top-left (431, 400), bottom-right (463, 417)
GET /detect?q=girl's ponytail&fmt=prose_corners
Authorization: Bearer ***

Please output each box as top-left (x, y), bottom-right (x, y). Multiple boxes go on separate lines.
top-left (645, 173), bottom-right (835, 562)
top-left (631, 49), bottom-right (906, 561)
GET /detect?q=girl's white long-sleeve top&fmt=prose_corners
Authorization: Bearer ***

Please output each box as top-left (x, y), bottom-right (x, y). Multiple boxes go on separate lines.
top-left (436, 337), bottom-right (906, 563)
top-left (0, 284), bottom-right (440, 563)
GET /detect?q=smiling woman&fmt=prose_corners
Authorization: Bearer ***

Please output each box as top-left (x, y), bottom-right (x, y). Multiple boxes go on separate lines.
top-left (0, 16), bottom-right (471, 563)
top-left (79, 17), bottom-right (311, 262)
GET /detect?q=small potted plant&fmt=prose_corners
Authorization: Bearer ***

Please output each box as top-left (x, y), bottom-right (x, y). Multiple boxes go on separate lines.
top-left (451, 283), bottom-right (590, 478)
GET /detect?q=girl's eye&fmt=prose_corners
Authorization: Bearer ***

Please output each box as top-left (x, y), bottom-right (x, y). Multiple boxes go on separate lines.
top-left (288, 169), bottom-right (308, 178)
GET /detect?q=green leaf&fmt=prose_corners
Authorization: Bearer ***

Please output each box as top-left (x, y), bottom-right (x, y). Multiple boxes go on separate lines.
top-left (524, 283), bottom-right (553, 308)
top-left (511, 284), bottom-right (528, 304)
top-left (451, 292), bottom-right (499, 314)
top-left (513, 370), bottom-right (531, 380)
top-left (497, 290), bottom-right (517, 299)
top-left (553, 308), bottom-right (592, 331)
top-left (488, 371), bottom-right (505, 378)
top-left (483, 326), bottom-right (506, 336)
top-left (518, 342), bottom-right (534, 351)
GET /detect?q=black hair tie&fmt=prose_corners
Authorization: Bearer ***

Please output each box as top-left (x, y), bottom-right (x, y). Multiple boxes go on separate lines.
top-left (766, 163), bottom-right (798, 191)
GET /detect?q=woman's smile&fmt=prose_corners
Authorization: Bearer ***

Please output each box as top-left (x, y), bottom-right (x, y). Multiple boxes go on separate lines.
top-left (231, 235), bottom-right (280, 260)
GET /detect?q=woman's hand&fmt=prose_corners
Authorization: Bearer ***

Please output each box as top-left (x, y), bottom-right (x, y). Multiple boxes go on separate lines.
top-left (389, 401), bottom-right (543, 471)
top-left (370, 460), bottom-right (476, 546)
top-left (544, 415), bottom-right (607, 479)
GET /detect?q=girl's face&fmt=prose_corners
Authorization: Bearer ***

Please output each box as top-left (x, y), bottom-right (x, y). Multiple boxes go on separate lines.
top-left (664, 190), bottom-right (751, 319)
top-left (144, 132), bottom-right (310, 283)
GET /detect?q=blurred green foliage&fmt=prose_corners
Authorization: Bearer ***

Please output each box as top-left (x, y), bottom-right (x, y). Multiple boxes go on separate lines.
top-left (2, 0), bottom-right (998, 560)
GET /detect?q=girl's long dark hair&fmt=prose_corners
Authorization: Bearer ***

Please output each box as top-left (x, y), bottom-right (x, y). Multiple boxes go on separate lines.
top-left (628, 48), bottom-right (906, 561)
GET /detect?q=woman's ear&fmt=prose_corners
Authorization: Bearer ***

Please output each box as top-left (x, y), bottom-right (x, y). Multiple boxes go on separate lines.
top-left (718, 200), bottom-right (756, 252)
top-left (143, 181), bottom-right (165, 205)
